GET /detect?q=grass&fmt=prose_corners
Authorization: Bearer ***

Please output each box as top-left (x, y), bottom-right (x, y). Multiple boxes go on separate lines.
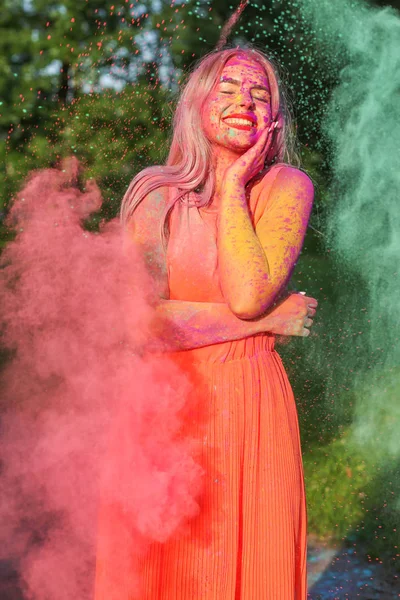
top-left (303, 424), bottom-right (400, 570)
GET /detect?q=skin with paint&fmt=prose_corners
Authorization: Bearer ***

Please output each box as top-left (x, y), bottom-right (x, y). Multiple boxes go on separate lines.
top-left (129, 53), bottom-right (317, 351)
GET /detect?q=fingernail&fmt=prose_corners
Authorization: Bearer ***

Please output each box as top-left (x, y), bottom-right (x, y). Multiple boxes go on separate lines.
top-left (299, 291), bottom-right (306, 295)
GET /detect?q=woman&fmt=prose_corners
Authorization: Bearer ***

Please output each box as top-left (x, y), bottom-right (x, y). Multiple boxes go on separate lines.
top-left (97, 46), bottom-right (317, 599)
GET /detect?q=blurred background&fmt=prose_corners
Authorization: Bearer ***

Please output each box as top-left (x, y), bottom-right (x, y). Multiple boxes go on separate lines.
top-left (1, 0), bottom-right (399, 597)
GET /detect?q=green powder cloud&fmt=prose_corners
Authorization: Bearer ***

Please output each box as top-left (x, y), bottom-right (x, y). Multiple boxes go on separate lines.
top-left (297, 0), bottom-right (400, 465)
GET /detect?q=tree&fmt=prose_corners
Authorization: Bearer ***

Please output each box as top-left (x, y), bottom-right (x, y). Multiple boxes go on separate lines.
top-left (0, 0), bottom-right (169, 225)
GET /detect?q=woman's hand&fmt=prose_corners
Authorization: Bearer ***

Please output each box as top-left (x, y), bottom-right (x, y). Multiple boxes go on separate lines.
top-left (258, 292), bottom-right (318, 337)
top-left (224, 122), bottom-right (279, 188)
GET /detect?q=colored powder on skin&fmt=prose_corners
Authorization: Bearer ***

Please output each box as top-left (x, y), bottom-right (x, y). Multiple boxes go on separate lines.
top-left (0, 158), bottom-right (203, 599)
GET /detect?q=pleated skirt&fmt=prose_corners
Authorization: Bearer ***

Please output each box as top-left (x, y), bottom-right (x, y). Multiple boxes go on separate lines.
top-left (96, 335), bottom-right (308, 599)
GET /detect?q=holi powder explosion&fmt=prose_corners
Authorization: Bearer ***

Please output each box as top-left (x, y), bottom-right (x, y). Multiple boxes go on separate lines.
top-left (0, 158), bottom-right (203, 599)
top-left (1, 0), bottom-right (399, 597)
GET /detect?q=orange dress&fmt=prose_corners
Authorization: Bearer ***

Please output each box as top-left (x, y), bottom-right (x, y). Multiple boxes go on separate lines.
top-left (96, 165), bottom-right (308, 599)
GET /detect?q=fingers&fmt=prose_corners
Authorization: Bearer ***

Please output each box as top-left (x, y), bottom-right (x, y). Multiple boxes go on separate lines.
top-left (256, 127), bottom-right (272, 158)
top-left (270, 121), bottom-right (279, 133)
top-left (286, 291), bottom-right (318, 337)
top-left (252, 122), bottom-right (278, 172)
top-left (260, 121), bottom-right (277, 136)
top-left (258, 122), bottom-right (277, 150)
top-left (301, 319), bottom-right (313, 337)
top-left (265, 121), bottom-right (278, 146)
top-left (299, 291), bottom-right (318, 308)
top-left (301, 294), bottom-right (316, 335)
top-left (257, 124), bottom-right (277, 167)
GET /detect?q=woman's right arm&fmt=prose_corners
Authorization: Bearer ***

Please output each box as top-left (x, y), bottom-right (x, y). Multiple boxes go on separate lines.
top-left (151, 295), bottom-right (316, 352)
top-left (126, 189), bottom-right (316, 352)
top-left (152, 299), bottom-right (265, 351)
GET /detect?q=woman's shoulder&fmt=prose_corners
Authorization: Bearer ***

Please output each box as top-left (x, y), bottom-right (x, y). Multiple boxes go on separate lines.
top-left (138, 185), bottom-right (170, 213)
top-left (260, 163), bottom-right (313, 189)
top-left (124, 186), bottom-right (170, 249)
top-left (126, 186), bottom-right (169, 225)
top-left (250, 163), bottom-right (313, 222)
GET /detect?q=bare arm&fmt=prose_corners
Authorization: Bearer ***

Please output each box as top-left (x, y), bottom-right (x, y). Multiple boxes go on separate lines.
top-left (151, 298), bottom-right (267, 352)
top-left (217, 179), bottom-right (269, 317)
top-left (150, 293), bottom-right (317, 352)
top-left (217, 166), bottom-right (314, 319)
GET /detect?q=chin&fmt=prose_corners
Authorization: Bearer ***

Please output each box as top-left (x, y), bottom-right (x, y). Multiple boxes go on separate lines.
top-left (223, 138), bottom-right (255, 152)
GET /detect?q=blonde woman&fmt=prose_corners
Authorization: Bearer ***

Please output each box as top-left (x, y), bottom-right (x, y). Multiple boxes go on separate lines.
top-left (97, 46), bottom-right (317, 599)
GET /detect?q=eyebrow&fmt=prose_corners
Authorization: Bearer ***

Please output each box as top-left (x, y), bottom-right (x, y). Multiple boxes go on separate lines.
top-left (219, 76), bottom-right (270, 93)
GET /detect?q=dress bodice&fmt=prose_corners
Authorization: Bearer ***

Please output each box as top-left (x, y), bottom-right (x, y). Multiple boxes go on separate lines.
top-left (165, 165), bottom-right (286, 363)
top-left (166, 164), bottom-right (285, 304)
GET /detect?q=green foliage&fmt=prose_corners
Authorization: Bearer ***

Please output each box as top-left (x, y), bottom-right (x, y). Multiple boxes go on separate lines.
top-left (303, 424), bottom-right (399, 567)
top-left (1, 84), bottom-right (172, 223)
top-left (0, 0), bottom-right (168, 216)
top-left (304, 430), bottom-right (372, 541)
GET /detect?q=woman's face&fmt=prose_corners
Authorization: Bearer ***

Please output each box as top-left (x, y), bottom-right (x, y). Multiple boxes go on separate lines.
top-left (202, 55), bottom-right (273, 153)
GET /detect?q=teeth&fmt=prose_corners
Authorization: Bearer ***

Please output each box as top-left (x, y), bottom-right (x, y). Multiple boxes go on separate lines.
top-left (224, 118), bottom-right (255, 126)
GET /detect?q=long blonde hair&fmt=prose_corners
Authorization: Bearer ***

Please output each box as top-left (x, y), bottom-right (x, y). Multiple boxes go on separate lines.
top-left (120, 46), bottom-right (299, 244)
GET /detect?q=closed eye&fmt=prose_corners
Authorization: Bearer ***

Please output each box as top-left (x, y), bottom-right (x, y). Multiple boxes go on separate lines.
top-left (220, 90), bottom-right (269, 103)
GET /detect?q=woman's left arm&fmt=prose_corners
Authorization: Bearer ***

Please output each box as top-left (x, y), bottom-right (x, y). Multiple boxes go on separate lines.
top-left (217, 166), bottom-right (314, 319)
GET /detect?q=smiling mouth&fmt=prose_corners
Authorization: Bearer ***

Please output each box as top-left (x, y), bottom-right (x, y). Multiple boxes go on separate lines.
top-left (222, 118), bottom-right (256, 131)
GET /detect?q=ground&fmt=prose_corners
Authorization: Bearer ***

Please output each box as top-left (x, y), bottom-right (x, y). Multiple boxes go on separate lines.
top-left (0, 536), bottom-right (398, 599)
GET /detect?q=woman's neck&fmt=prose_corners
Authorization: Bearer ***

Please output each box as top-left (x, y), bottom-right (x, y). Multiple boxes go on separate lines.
top-left (212, 146), bottom-right (243, 203)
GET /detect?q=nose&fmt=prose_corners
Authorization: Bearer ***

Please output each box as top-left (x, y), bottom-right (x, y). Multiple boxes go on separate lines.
top-left (236, 88), bottom-right (255, 108)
